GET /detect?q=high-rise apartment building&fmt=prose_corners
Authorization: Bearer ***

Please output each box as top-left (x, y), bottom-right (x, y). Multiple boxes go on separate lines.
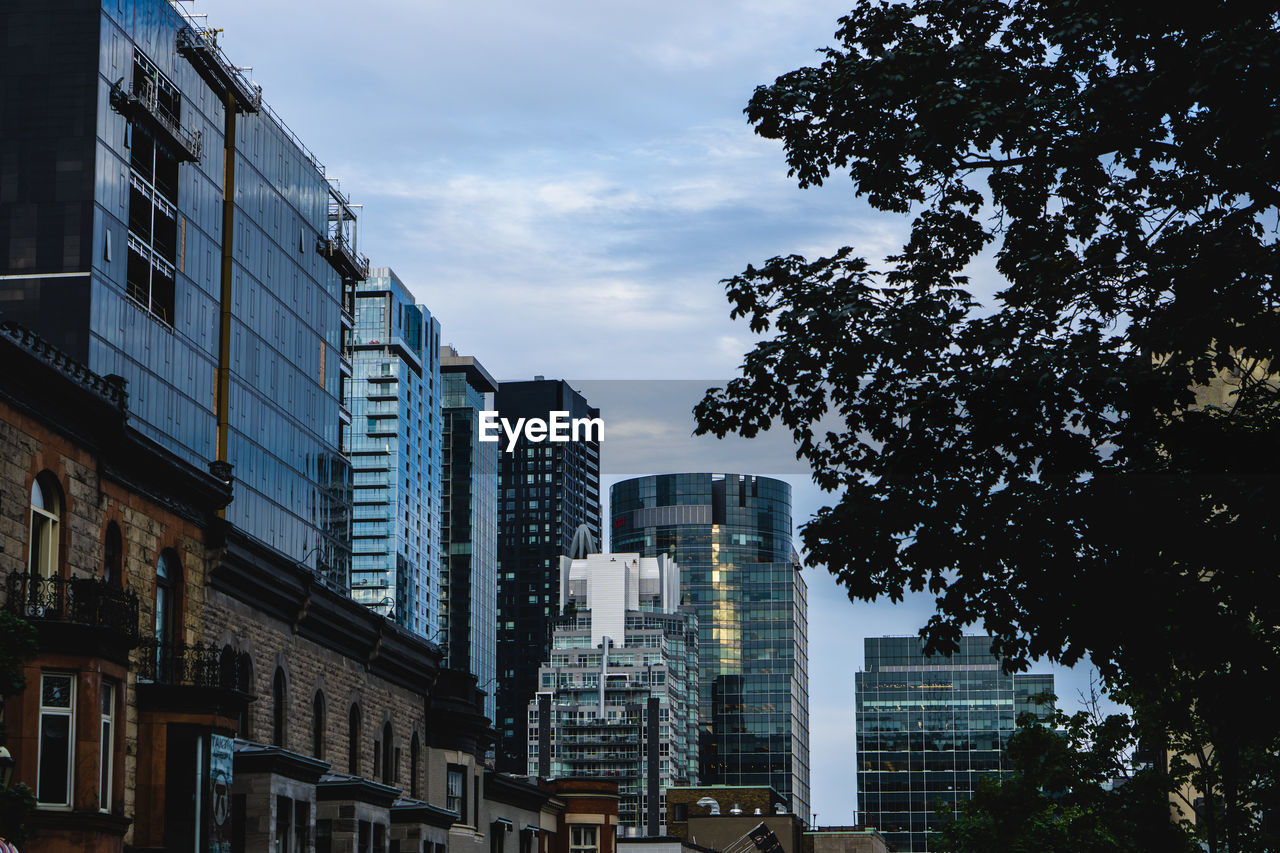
top-left (1, 0), bottom-right (361, 587)
top-left (494, 379), bottom-right (602, 770)
top-left (855, 635), bottom-right (1056, 853)
top-left (528, 549), bottom-right (699, 832)
top-left (440, 346), bottom-right (500, 722)
top-left (610, 473), bottom-right (811, 821)
top-left (344, 267), bottom-right (442, 636)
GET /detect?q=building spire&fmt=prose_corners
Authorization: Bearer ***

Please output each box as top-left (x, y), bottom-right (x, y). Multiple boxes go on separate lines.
top-left (568, 523), bottom-right (598, 559)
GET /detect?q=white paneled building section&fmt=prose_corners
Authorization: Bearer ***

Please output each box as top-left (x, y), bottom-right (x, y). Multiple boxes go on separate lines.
top-left (529, 550), bottom-right (698, 833)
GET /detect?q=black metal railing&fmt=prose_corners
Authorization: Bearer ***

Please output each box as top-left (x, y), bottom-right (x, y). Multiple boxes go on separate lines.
top-left (136, 638), bottom-right (252, 691)
top-left (5, 572), bottom-right (140, 640)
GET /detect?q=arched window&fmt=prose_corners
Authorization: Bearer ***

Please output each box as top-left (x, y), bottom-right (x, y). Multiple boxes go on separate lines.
top-left (28, 474), bottom-right (62, 578)
top-left (380, 722), bottom-right (393, 783)
top-left (312, 691), bottom-right (326, 760)
top-left (410, 732), bottom-right (420, 798)
top-left (154, 550), bottom-right (179, 680)
top-left (237, 654), bottom-right (254, 740)
top-left (348, 704), bottom-right (362, 776)
top-left (219, 646), bottom-right (238, 690)
top-left (103, 522), bottom-right (122, 586)
top-left (272, 667), bottom-right (287, 747)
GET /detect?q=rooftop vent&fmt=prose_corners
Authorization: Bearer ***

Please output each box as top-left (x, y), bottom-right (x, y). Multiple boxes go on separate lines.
top-left (696, 797), bottom-right (720, 816)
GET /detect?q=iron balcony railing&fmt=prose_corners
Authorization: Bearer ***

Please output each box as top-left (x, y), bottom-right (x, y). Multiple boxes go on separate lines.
top-left (5, 572), bottom-right (140, 641)
top-left (137, 638), bottom-right (253, 691)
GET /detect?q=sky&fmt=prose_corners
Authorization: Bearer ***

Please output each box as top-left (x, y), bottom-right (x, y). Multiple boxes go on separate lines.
top-left (200, 0), bottom-right (1112, 824)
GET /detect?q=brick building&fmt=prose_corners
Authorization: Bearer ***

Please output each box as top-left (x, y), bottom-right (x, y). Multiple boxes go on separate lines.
top-left (0, 322), bottom-right (622, 852)
top-left (0, 320), bottom-right (235, 850)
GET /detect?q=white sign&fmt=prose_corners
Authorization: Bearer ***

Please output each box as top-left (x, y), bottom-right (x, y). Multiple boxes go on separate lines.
top-left (478, 410), bottom-right (604, 452)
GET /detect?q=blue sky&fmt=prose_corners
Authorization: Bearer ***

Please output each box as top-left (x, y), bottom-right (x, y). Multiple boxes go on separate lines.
top-left (205, 0), bottom-right (1110, 823)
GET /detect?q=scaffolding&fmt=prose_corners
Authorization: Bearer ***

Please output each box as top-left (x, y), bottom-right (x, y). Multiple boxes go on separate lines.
top-left (319, 182), bottom-right (370, 283)
top-left (175, 23), bottom-right (262, 113)
top-left (109, 76), bottom-right (202, 162)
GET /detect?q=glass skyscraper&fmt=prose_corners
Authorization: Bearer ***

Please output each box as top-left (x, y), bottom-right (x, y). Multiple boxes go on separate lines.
top-left (344, 267), bottom-right (442, 636)
top-left (494, 379), bottom-right (602, 770)
top-left (1, 0), bottom-right (358, 587)
top-left (440, 346), bottom-right (500, 723)
top-left (855, 635), bottom-right (1056, 853)
top-left (610, 473), bottom-right (811, 821)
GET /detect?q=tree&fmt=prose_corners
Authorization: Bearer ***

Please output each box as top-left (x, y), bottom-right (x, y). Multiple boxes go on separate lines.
top-left (693, 1), bottom-right (1280, 850)
top-left (933, 710), bottom-right (1199, 853)
top-left (0, 610), bottom-right (37, 845)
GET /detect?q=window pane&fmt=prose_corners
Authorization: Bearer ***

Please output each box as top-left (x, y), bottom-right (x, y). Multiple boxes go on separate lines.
top-left (100, 718), bottom-right (113, 810)
top-left (38, 714), bottom-right (72, 805)
top-left (42, 674), bottom-right (73, 708)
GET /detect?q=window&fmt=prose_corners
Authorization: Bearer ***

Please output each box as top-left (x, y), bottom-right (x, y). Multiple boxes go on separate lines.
top-left (348, 704), bottom-right (362, 775)
top-left (491, 821), bottom-right (511, 853)
top-left (380, 722), bottom-right (393, 782)
top-left (409, 733), bottom-right (420, 798)
top-left (272, 668), bottom-right (287, 747)
top-left (28, 474), bottom-right (61, 578)
top-left (312, 692), bottom-right (326, 760)
top-left (237, 654), bottom-right (255, 740)
top-left (446, 764), bottom-right (466, 819)
top-left (155, 550), bottom-right (178, 651)
top-left (37, 673), bottom-right (75, 807)
top-left (276, 795), bottom-right (310, 853)
top-left (100, 682), bottom-right (115, 811)
top-left (103, 522), bottom-right (122, 586)
top-left (570, 826), bottom-right (598, 853)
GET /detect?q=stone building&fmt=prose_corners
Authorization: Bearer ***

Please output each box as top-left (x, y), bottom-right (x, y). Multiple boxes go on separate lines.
top-left (0, 320), bottom-right (234, 850)
top-left (0, 323), bottom-right (622, 852)
top-left (665, 786), bottom-right (799, 853)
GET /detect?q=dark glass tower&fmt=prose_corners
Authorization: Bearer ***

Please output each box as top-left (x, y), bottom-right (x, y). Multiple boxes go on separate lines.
top-left (855, 636), bottom-right (1056, 853)
top-left (0, 0), bottom-right (359, 587)
top-left (441, 347), bottom-right (500, 724)
top-left (494, 379), bottom-right (601, 770)
top-left (610, 473), bottom-right (811, 820)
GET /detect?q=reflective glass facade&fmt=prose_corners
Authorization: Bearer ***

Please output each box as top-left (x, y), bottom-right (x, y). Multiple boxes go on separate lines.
top-left (855, 636), bottom-right (1055, 853)
top-left (610, 473), bottom-right (811, 821)
top-left (441, 348), bottom-right (500, 722)
top-left (494, 379), bottom-right (602, 770)
top-left (344, 268), bottom-right (442, 636)
top-left (1, 0), bottom-right (353, 585)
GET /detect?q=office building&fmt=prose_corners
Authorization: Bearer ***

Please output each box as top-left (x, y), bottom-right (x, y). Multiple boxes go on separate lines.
top-left (344, 267), bottom-right (442, 635)
top-left (610, 473), bottom-right (811, 821)
top-left (528, 547), bottom-right (699, 831)
top-left (854, 635), bottom-right (1056, 852)
top-left (441, 346), bottom-right (500, 722)
top-left (494, 379), bottom-right (602, 770)
top-left (1, 0), bottom-right (362, 588)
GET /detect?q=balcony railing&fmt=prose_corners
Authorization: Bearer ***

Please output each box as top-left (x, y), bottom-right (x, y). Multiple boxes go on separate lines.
top-left (137, 638), bottom-right (252, 691)
top-left (5, 572), bottom-right (140, 641)
top-left (109, 77), bottom-right (202, 162)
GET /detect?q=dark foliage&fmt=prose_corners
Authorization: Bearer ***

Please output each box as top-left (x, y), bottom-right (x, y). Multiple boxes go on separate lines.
top-left (933, 713), bottom-right (1199, 853)
top-left (694, 1), bottom-right (1280, 850)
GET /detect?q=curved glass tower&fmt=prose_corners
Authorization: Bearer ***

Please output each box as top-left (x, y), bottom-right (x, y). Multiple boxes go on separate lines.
top-left (610, 473), bottom-right (810, 820)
